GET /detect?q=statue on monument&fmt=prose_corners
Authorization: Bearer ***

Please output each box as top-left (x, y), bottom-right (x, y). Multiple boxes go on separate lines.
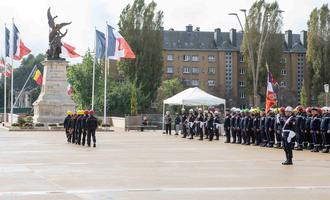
top-left (47, 7), bottom-right (71, 59)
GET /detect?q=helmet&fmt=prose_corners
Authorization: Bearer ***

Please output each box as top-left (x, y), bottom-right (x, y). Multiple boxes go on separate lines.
top-left (166, 111), bottom-right (170, 115)
top-left (285, 106), bottom-right (293, 112)
top-left (214, 110), bottom-right (219, 115)
top-left (181, 108), bottom-right (185, 111)
top-left (84, 110), bottom-right (89, 115)
top-left (318, 107), bottom-right (323, 114)
top-left (66, 110), bottom-right (72, 115)
top-left (295, 105), bottom-right (304, 113)
top-left (89, 110), bottom-right (95, 115)
top-left (305, 107), bottom-right (312, 113)
top-left (198, 108), bottom-right (203, 112)
top-left (280, 107), bottom-right (285, 113)
top-left (321, 106), bottom-right (329, 112)
top-left (189, 109), bottom-right (193, 113)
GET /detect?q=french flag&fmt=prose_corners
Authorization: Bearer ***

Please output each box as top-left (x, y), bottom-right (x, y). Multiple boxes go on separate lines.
top-left (106, 25), bottom-right (135, 60)
top-left (12, 23), bottom-right (31, 60)
top-left (266, 71), bottom-right (278, 113)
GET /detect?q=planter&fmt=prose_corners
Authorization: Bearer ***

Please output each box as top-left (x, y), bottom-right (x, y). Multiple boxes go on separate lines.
top-left (48, 126), bottom-right (64, 131)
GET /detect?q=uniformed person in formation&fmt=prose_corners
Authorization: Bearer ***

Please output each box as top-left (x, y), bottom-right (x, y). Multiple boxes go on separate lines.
top-left (64, 111), bottom-right (72, 142)
top-left (310, 107), bottom-right (321, 152)
top-left (282, 106), bottom-right (296, 165)
top-left (224, 111), bottom-right (231, 143)
top-left (320, 107), bottom-right (330, 153)
top-left (304, 107), bottom-right (313, 150)
top-left (164, 111), bottom-right (172, 135)
top-left (75, 110), bottom-right (83, 145)
top-left (213, 110), bottom-right (221, 141)
top-left (181, 109), bottom-right (188, 138)
top-left (86, 110), bottom-right (98, 147)
top-left (253, 108), bottom-right (261, 146)
top-left (81, 110), bottom-right (89, 146)
top-left (188, 109), bottom-right (196, 139)
top-left (294, 106), bottom-right (305, 151)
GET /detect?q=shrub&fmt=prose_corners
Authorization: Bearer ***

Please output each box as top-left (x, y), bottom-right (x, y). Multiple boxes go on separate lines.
top-left (25, 116), bottom-right (33, 123)
top-left (48, 123), bottom-right (57, 127)
top-left (24, 123), bottom-right (33, 128)
top-left (97, 119), bottom-right (102, 126)
top-left (101, 124), bottom-right (111, 127)
top-left (35, 123), bottom-right (44, 127)
top-left (12, 123), bottom-right (20, 127)
top-left (17, 117), bottom-right (26, 126)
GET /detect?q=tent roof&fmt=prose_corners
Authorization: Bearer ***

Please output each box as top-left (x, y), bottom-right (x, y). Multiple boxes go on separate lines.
top-left (163, 87), bottom-right (226, 106)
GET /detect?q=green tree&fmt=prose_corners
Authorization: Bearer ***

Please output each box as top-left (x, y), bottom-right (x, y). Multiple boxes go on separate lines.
top-left (307, 4), bottom-right (330, 103)
top-left (118, 0), bottom-right (164, 111)
top-left (156, 78), bottom-right (184, 112)
top-left (241, 0), bottom-right (283, 106)
top-left (130, 84), bottom-right (138, 115)
top-left (67, 51), bottom-right (103, 110)
top-left (300, 82), bottom-right (308, 107)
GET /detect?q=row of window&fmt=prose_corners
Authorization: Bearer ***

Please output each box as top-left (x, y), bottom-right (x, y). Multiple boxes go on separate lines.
top-left (182, 79), bottom-right (216, 87)
top-left (167, 53), bottom-right (245, 63)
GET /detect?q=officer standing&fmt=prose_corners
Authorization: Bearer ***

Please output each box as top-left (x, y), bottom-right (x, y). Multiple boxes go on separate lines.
top-left (181, 109), bottom-right (188, 138)
top-left (75, 110), bottom-right (83, 145)
top-left (86, 110), bottom-right (98, 147)
top-left (188, 109), bottom-right (196, 139)
top-left (304, 107), bottom-right (313, 150)
top-left (81, 110), bottom-right (89, 146)
top-left (253, 108), bottom-right (261, 146)
top-left (224, 111), bottom-right (231, 143)
top-left (294, 106), bottom-right (305, 151)
top-left (265, 109), bottom-right (275, 148)
top-left (235, 109), bottom-right (242, 144)
top-left (64, 111), bottom-right (72, 143)
top-left (214, 111), bottom-right (221, 141)
top-left (207, 111), bottom-right (215, 141)
top-left (69, 112), bottom-right (77, 143)
top-left (310, 107), bottom-right (321, 152)
top-left (260, 109), bottom-right (267, 147)
top-left (282, 106), bottom-right (296, 165)
top-left (320, 107), bottom-right (330, 153)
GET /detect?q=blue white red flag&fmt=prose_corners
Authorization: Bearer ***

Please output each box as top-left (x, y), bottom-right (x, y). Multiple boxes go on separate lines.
top-left (12, 23), bottom-right (31, 60)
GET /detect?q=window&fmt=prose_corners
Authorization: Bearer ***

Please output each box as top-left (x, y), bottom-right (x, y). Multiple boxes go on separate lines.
top-left (166, 66), bottom-right (174, 74)
top-left (281, 69), bottom-right (287, 75)
top-left (167, 54), bottom-right (174, 61)
top-left (208, 80), bottom-right (215, 86)
top-left (239, 55), bottom-right (244, 63)
top-left (239, 81), bottom-right (246, 87)
top-left (116, 79), bottom-right (125, 84)
top-left (239, 68), bottom-right (246, 75)
top-left (208, 55), bottom-right (216, 62)
top-left (182, 79), bottom-right (190, 86)
top-left (280, 58), bottom-right (287, 64)
top-left (191, 55), bottom-right (199, 62)
top-left (183, 55), bottom-right (191, 61)
top-left (192, 67), bottom-right (200, 74)
top-left (208, 67), bottom-right (216, 74)
top-left (240, 92), bottom-right (246, 99)
top-left (183, 67), bottom-right (190, 74)
top-left (280, 81), bottom-right (287, 87)
top-left (191, 79), bottom-right (199, 86)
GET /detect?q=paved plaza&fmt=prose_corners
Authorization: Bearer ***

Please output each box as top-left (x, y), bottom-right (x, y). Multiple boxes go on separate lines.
top-left (1, 128), bottom-right (330, 200)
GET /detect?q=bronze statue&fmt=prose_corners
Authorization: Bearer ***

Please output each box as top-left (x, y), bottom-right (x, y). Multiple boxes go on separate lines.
top-left (47, 7), bottom-right (71, 59)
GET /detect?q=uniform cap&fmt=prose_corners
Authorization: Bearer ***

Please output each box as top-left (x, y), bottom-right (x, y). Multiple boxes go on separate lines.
top-left (66, 111), bottom-right (72, 115)
top-left (89, 110), bottom-right (95, 115)
top-left (84, 110), bottom-right (89, 115)
top-left (285, 106), bottom-right (293, 112)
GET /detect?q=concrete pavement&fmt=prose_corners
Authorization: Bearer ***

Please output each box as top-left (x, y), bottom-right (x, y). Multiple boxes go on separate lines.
top-left (0, 128), bottom-right (330, 200)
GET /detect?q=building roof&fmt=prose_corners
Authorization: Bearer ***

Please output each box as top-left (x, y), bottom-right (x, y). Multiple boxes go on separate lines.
top-left (163, 27), bottom-right (306, 53)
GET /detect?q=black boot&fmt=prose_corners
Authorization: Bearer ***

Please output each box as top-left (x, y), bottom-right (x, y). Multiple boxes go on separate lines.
top-left (295, 145), bottom-right (303, 151)
top-left (93, 143), bottom-right (96, 148)
top-left (282, 159), bottom-right (293, 165)
top-left (311, 146), bottom-right (319, 152)
top-left (322, 146), bottom-right (329, 153)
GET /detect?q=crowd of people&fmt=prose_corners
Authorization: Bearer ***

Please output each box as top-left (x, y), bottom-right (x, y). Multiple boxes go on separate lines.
top-left (63, 110), bottom-right (98, 147)
top-left (164, 105), bottom-right (330, 165)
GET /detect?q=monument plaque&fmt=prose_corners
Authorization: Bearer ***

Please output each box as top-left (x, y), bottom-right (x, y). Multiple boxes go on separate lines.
top-left (33, 8), bottom-right (76, 123)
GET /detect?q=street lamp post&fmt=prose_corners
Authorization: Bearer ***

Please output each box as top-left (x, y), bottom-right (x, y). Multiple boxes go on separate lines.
top-left (324, 84), bottom-right (329, 106)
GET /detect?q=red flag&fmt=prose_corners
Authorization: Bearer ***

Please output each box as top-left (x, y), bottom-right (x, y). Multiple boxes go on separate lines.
top-left (67, 83), bottom-right (72, 96)
top-left (266, 72), bottom-right (278, 113)
top-left (61, 42), bottom-right (80, 58)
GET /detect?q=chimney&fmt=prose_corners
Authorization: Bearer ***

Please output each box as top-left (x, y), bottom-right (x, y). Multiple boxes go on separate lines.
top-left (186, 24), bottom-right (193, 32)
top-left (300, 30), bottom-right (307, 48)
top-left (230, 28), bottom-right (237, 47)
top-left (160, 26), bottom-right (164, 31)
top-left (195, 27), bottom-right (200, 32)
top-left (285, 30), bottom-right (292, 49)
top-left (214, 28), bottom-right (222, 47)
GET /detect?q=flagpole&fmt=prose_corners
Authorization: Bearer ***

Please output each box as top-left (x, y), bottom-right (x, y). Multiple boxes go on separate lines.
top-left (13, 65), bottom-right (37, 107)
top-left (10, 18), bottom-right (14, 125)
top-left (104, 22), bottom-right (108, 125)
top-left (92, 27), bottom-right (96, 110)
top-left (4, 24), bottom-right (7, 123)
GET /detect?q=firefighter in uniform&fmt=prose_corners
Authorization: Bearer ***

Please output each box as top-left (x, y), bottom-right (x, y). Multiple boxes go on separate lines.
top-left (253, 108), bottom-right (261, 146)
top-left (207, 111), bottom-right (215, 141)
top-left (310, 107), bottom-right (322, 152)
top-left (75, 110), bottom-right (83, 145)
top-left (265, 109), bottom-right (275, 148)
top-left (181, 108), bottom-right (188, 137)
top-left (214, 111), bottom-right (221, 141)
top-left (64, 111), bottom-right (72, 142)
top-left (320, 107), bottom-right (330, 153)
top-left (81, 110), bottom-right (89, 146)
top-left (235, 109), bottom-right (242, 144)
top-left (304, 107), bottom-right (313, 150)
top-left (86, 110), bottom-right (98, 147)
top-left (260, 109), bottom-right (267, 147)
top-left (69, 112), bottom-right (78, 143)
top-left (282, 106), bottom-right (296, 165)
top-left (188, 109), bottom-right (195, 139)
top-left (224, 111), bottom-right (231, 143)
top-left (294, 106), bottom-right (305, 151)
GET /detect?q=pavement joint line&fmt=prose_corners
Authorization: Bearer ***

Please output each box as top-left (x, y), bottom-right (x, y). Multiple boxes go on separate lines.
top-left (2, 186), bottom-right (330, 196)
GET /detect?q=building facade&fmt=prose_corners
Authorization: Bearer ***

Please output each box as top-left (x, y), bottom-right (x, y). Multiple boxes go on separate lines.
top-left (163, 25), bottom-right (309, 108)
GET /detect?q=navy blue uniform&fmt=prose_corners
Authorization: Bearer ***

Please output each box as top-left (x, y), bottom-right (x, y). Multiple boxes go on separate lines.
top-left (181, 114), bottom-right (188, 137)
top-left (86, 114), bottom-right (98, 147)
top-left (265, 115), bottom-right (275, 147)
top-left (208, 115), bottom-right (215, 141)
top-left (310, 114), bottom-right (321, 152)
top-left (253, 115), bottom-right (261, 145)
top-left (64, 115), bottom-right (71, 142)
top-left (295, 113), bottom-right (305, 150)
top-left (214, 114), bottom-right (221, 141)
top-left (304, 114), bottom-right (313, 149)
top-left (224, 114), bottom-right (231, 143)
top-left (282, 115), bottom-right (296, 164)
top-left (320, 113), bottom-right (330, 151)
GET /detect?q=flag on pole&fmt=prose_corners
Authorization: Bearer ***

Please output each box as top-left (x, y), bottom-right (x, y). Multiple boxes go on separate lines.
top-left (266, 71), bottom-right (278, 113)
top-left (0, 58), bottom-right (11, 77)
top-left (12, 23), bottom-right (31, 60)
top-left (61, 42), bottom-right (80, 58)
top-left (106, 25), bottom-right (135, 60)
top-left (33, 69), bottom-right (43, 86)
top-left (95, 29), bottom-right (106, 59)
top-left (5, 26), bottom-right (10, 57)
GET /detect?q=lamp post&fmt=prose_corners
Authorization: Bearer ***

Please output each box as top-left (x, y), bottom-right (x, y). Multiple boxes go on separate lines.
top-left (324, 84), bottom-right (329, 106)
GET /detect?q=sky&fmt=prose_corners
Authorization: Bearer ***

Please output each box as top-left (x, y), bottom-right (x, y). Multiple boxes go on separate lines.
top-left (0, 0), bottom-right (327, 63)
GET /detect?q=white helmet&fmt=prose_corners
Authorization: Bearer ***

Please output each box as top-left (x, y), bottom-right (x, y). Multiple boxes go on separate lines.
top-left (322, 106), bottom-right (329, 112)
top-left (230, 107), bottom-right (236, 112)
top-left (235, 108), bottom-right (241, 113)
top-left (214, 110), bottom-right (219, 115)
top-left (181, 108), bottom-right (185, 111)
top-left (189, 109), bottom-right (193, 113)
top-left (285, 106), bottom-right (293, 112)
top-left (166, 111), bottom-right (170, 115)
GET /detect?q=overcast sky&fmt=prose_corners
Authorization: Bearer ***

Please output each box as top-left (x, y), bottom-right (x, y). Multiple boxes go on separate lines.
top-left (0, 0), bottom-right (327, 62)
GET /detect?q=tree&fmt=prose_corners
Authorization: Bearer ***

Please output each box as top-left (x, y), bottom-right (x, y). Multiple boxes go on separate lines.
top-left (307, 4), bottom-right (330, 103)
top-left (300, 82), bottom-right (308, 107)
top-left (67, 51), bottom-right (103, 110)
top-left (241, 0), bottom-right (283, 106)
top-left (130, 84), bottom-right (138, 115)
top-left (118, 0), bottom-right (164, 111)
top-left (156, 78), bottom-right (184, 112)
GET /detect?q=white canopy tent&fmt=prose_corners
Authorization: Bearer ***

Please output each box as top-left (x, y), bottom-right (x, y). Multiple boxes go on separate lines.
top-left (162, 87), bottom-right (226, 129)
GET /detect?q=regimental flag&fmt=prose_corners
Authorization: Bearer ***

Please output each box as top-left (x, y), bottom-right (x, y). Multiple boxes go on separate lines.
top-left (0, 58), bottom-right (11, 77)
top-left (5, 26), bottom-right (10, 57)
top-left (106, 25), bottom-right (135, 60)
top-left (67, 82), bottom-right (72, 96)
top-left (12, 23), bottom-right (31, 60)
top-left (61, 42), bottom-right (80, 58)
top-left (33, 69), bottom-right (43, 86)
top-left (266, 71), bottom-right (278, 113)
top-left (95, 29), bottom-right (106, 59)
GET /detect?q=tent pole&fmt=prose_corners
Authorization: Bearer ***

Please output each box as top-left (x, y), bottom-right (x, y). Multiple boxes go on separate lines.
top-left (162, 103), bottom-right (165, 131)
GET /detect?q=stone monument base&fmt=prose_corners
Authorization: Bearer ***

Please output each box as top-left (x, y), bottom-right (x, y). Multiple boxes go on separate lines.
top-left (33, 59), bottom-right (76, 124)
